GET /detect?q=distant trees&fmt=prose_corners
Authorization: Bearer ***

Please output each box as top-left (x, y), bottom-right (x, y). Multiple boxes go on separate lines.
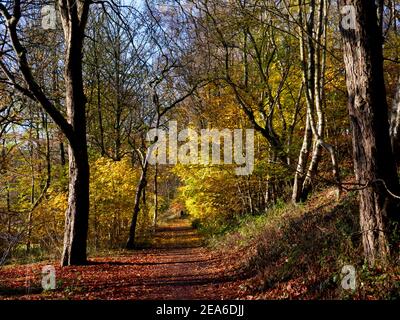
top-left (85, 7), bottom-right (148, 161)
top-left (126, 1), bottom-right (202, 248)
top-left (195, 1), bottom-right (299, 164)
top-left (186, 0), bottom-right (345, 206)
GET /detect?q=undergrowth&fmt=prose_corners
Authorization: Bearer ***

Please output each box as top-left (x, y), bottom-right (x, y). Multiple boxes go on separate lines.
top-left (204, 188), bottom-right (400, 299)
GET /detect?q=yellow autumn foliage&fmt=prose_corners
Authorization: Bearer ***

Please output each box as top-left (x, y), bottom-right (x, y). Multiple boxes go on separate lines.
top-left (33, 157), bottom-right (154, 252)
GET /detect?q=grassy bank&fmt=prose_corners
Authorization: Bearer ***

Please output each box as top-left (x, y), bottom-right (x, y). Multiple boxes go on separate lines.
top-left (200, 187), bottom-right (400, 299)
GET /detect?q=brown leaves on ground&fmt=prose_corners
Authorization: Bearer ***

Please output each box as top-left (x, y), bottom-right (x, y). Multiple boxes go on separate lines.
top-left (0, 219), bottom-right (250, 300)
top-left (2, 196), bottom-right (399, 301)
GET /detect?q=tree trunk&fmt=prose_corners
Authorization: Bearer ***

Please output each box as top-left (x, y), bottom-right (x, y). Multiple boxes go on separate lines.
top-left (292, 112), bottom-right (312, 203)
top-left (293, 0), bottom-right (317, 203)
top-left (60, 2), bottom-right (90, 266)
top-left (61, 144), bottom-right (89, 265)
top-left (93, 22), bottom-right (106, 157)
top-left (60, 141), bottom-right (66, 166)
top-left (390, 75), bottom-right (400, 162)
top-left (301, 139), bottom-right (323, 201)
top-left (26, 120), bottom-right (35, 253)
top-left (126, 160), bottom-right (148, 249)
top-left (294, 0), bottom-right (341, 202)
top-left (341, 0), bottom-right (400, 266)
top-left (153, 163), bottom-right (158, 231)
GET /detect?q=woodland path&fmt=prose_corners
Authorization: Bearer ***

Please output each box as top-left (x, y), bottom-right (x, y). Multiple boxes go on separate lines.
top-left (0, 218), bottom-right (247, 300)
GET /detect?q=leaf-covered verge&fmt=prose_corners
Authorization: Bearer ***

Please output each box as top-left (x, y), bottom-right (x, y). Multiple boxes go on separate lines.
top-left (206, 187), bottom-right (400, 300)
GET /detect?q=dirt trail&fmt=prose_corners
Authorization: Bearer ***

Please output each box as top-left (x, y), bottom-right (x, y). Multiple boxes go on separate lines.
top-left (0, 218), bottom-right (247, 300)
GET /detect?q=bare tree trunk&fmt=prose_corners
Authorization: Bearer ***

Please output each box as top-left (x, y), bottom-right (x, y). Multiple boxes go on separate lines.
top-left (60, 1), bottom-right (91, 266)
top-left (60, 140), bottom-right (66, 166)
top-left (341, 0), bottom-right (400, 266)
top-left (93, 23), bottom-right (106, 157)
top-left (287, 84), bottom-right (304, 168)
top-left (126, 160), bottom-right (148, 249)
top-left (62, 143), bottom-right (89, 265)
top-left (114, 35), bottom-right (122, 161)
top-left (292, 112), bottom-right (312, 202)
top-left (390, 75), bottom-right (400, 161)
top-left (153, 163), bottom-right (158, 231)
top-left (237, 182), bottom-right (247, 213)
top-left (294, 0), bottom-right (341, 202)
top-left (302, 0), bottom-right (326, 197)
top-left (26, 121), bottom-right (35, 253)
top-left (292, 0), bottom-right (315, 203)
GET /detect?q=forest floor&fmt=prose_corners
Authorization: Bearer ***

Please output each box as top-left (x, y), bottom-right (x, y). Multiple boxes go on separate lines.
top-left (0, 218), bottom-right (250, 300)
top-left (2, 188), bottom-right (398, 300)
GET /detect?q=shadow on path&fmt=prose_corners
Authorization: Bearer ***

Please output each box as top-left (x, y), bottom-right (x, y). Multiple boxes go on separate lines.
top-left (0, 218), bottom-right (246, 300)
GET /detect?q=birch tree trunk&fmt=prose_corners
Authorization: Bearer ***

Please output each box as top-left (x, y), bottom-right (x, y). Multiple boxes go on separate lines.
top-left (292, 112), bottom-right (312, 203)
top-left (293, 0), bottom-right (341, 202)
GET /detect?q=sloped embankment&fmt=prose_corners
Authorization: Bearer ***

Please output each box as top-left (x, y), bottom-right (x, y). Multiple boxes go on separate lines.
top-left (211, 187), bottom-right (400, 299)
